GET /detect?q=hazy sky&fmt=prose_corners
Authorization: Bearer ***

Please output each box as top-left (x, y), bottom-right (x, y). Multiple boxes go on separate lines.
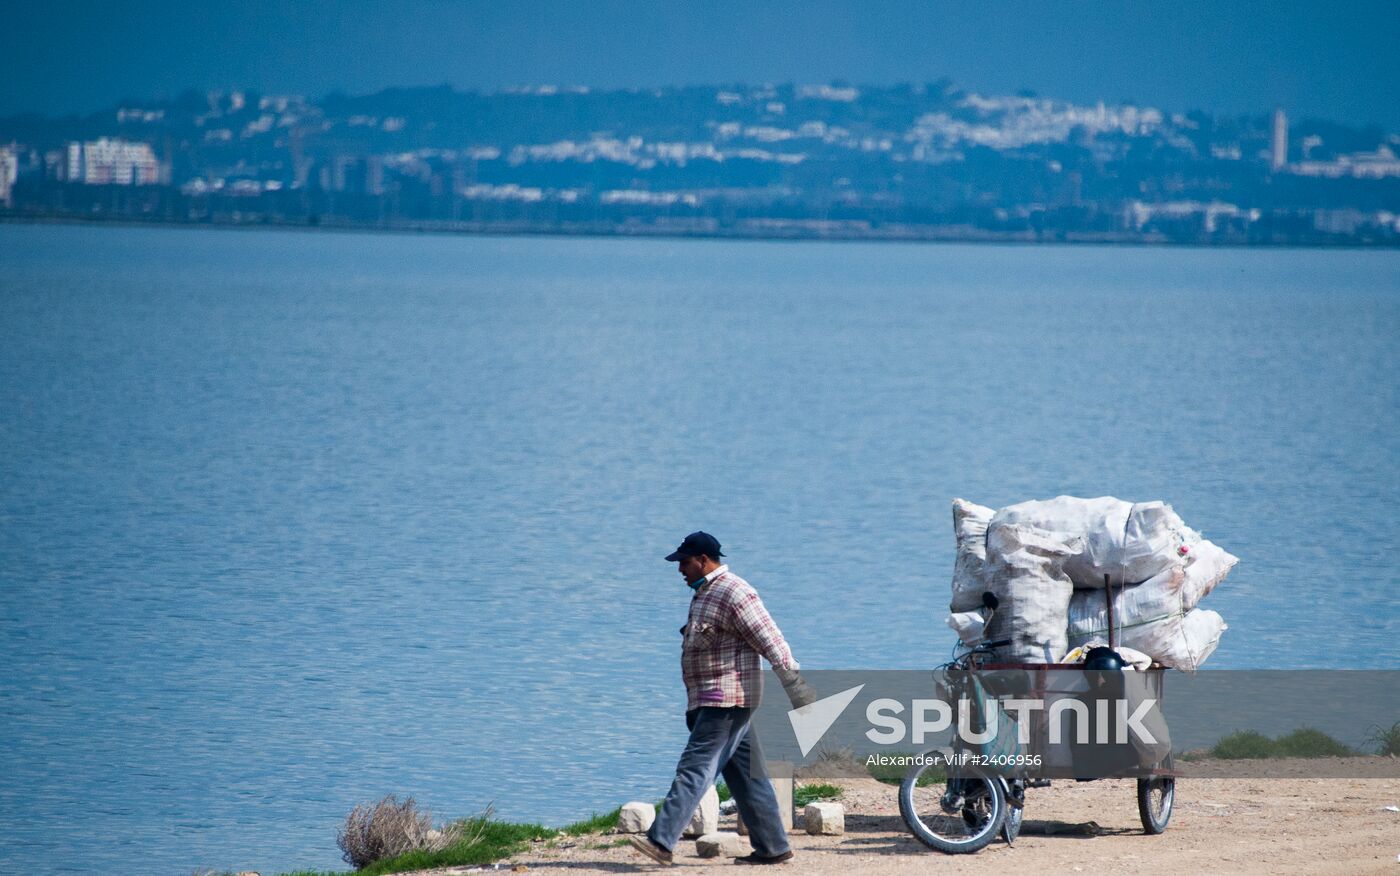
top-left (4, 0), bottom-right (1398, 128)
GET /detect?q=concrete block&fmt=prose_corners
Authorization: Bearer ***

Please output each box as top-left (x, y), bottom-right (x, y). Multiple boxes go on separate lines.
top-left (683, 785), bottom-right (720, 837)
top-left (803, 801), bottom-right (845, 835)
top-left (695, 831), bottom-right (749, 858)
top-left (734, 763), bottom-right (796, 835)
top-left (618, 801), bottom-right (655, 834)
top-left (770, 762), bottom-right (795, 831)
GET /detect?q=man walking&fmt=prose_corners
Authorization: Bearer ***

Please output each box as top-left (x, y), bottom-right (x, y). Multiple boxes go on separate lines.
top-left (628, 531), bottom-right (814, 867)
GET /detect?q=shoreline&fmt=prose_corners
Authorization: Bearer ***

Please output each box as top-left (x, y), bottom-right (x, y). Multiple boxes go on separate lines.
top-left (389, 764), bottom-right (1400, 876)
top-left (267, 757), bottom-right (1400, 875)
top-left (4, 213), bottom-right (1398, 252)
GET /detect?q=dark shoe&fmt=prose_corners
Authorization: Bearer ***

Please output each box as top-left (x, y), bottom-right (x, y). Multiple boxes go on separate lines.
top-left (733, 850), bottom-right (794, 865)
top-left (626, 834), bottom-right (674, 866)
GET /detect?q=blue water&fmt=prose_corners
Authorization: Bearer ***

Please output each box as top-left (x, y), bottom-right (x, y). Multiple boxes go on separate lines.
top-left (1, 224), bottom-right (1397, 874)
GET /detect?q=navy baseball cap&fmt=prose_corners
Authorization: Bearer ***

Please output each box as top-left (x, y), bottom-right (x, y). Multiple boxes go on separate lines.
top-left (665, 531), bottom-right (725, 562)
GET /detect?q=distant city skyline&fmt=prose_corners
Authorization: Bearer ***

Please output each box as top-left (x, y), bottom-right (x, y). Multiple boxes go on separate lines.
top-left (4, 0), bottom-right (1399, 129)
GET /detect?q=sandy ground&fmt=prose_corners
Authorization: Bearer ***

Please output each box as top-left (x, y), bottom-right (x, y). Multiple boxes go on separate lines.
top-left (407, 760), bottom-right (1400, 876)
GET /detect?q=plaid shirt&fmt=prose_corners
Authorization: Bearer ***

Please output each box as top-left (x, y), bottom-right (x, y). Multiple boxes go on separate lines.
top-left (680, 566), bottom-right (798, 710)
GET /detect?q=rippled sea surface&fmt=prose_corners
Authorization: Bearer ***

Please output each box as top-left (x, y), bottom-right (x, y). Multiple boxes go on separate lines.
top-left (1, 224), bottom-right (1397, 874)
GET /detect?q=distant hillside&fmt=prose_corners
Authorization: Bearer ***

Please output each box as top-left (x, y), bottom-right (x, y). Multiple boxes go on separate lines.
top-left (3, 82), bottom-right (1397, 245)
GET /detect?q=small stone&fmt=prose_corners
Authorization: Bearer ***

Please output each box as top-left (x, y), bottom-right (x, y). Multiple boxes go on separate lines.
top-left (618, 801), bottom-right (656, 834)
top-left (695, 831), bottom-right (749, 858)
top-left (803, 802), bottom-right (844, 835)
top-left (683, 785), bottom-right (720, 838)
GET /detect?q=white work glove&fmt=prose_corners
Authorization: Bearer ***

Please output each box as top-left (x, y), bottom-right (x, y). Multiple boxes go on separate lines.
top-left (775, 666), bottom-right (818, 709)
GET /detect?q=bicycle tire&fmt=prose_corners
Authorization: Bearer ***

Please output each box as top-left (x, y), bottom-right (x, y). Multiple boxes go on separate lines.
top-left (1002, 799), bottom-right (1023, 844)
top-left (1136, 756), bottom-right (1175, 835)
top-left (900, 761), bottom-right (1006, 854)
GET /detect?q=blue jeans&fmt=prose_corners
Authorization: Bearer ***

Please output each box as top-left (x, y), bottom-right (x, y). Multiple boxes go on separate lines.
top-left (648, 706), bottom-right (791, 858)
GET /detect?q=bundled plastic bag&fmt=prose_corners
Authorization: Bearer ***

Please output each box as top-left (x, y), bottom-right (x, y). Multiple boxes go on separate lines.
top-left (1067, 571), bottom-right (1228, 672)
top-left (990, 496), bottom-right (1196, 588)
top-left (980, 523), bottom-right (1081, 663)
top-left (946, 610), bottom-right (986, 646)
top-left (1130, 609), bottom-right (1227, 672)
top-left (950, 499), bottom-right (995, 612)
top-left (949, 496), bottom-right (1233, 670)
top-left (1179, 539), bottom-right (1238, 610)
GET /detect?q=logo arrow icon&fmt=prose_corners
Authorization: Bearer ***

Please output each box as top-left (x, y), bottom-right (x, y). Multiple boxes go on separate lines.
top-left (787, 684), bottom-right (865, 757)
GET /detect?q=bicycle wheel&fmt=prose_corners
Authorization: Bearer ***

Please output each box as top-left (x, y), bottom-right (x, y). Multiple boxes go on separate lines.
top-left (1136, 756), bottom-right (1175, 835)
top-left (900, 761), bottom-right (1006, 854)
top-left (1001, 799), bottom-right (1023, 844)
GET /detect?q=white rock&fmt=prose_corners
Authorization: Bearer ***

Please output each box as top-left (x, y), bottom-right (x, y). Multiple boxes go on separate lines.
top-left (770, 764), bottom-right (795, 830)
top-left (617, 801), bottom-right (656, 834)
top-left (683, 785), bottom-right (720, 837)
top-left (695, 831), bottom-right (749, 858)
top-left (803, 802), bottom-right (845, 835)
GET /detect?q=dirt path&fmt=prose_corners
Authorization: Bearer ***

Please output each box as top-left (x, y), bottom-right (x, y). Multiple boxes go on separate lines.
top-left (411, 764), bottom-right (1400, 875)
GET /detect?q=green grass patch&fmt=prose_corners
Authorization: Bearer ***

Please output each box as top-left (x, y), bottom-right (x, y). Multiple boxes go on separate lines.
top-left (1210, 727), bottom-right (1357, 760)
top-left (1366, 721), bottom-right (1400, 756)
top-left (559, 807), bottom-right (621, 836)
top-left (1210, 729), bottom-right (1278, 759)
top-left (276, 806), bottom-right (627, 876)
top-left (793, 783), bottom-right (843, 808)
top-left (352, 816), bottom-right (555, 876)
top-left (715, 781), bottom-right (732, 802)
top-left (1274, 727), bottom-right (1357, 758)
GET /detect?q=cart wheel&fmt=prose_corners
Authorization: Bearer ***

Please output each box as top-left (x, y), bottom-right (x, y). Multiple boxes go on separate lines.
top-left (1136, 757), bottom-right (1175, 835)
top-left (1001, 800), bottom-right (1023, 845)
top-left (900, 762), bottom-right (1006, 854)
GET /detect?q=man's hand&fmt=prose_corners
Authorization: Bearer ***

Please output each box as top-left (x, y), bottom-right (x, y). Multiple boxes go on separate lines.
top-left (775, 666), bottom-right (818, 709)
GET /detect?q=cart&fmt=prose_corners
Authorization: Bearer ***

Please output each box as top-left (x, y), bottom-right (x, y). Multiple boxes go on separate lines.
top-left (900, 582), bottom-right (1178, 854)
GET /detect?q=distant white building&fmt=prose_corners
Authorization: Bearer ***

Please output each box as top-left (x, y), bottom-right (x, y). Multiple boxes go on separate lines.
top-left (0, 146), bottom-right (17, 207)
top-left (65, 138), bottom-right (160, 185)
top-left (1292, 146), bottom-right (1400, 179)
top-left (1271, 108), bottom-right (1288, 171)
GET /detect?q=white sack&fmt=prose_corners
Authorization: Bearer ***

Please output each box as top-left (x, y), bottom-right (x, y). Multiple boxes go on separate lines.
top-left (991, 496), bottom-right (1195, 588)
top-left (1068, 566), bottom-right (1186, 645)
top-left (981, 523), bottom-right (1081, 664)
top-left (1068, 571), bottom-right (1227, 671)
top-left (1120, 608), bottom-right (1227, 672)
top-left (950, 498), bottom-right (995, 612)
top-left (946, 611), bottom-right (986, 646)
top-left (1180, 539), bottom-right (1238, 610)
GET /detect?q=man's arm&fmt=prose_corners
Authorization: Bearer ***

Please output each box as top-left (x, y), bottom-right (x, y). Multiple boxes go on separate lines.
top-left (728, 588), bottom-right (798, 671)
top-left (726, 584), bottom-right (817, 707)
